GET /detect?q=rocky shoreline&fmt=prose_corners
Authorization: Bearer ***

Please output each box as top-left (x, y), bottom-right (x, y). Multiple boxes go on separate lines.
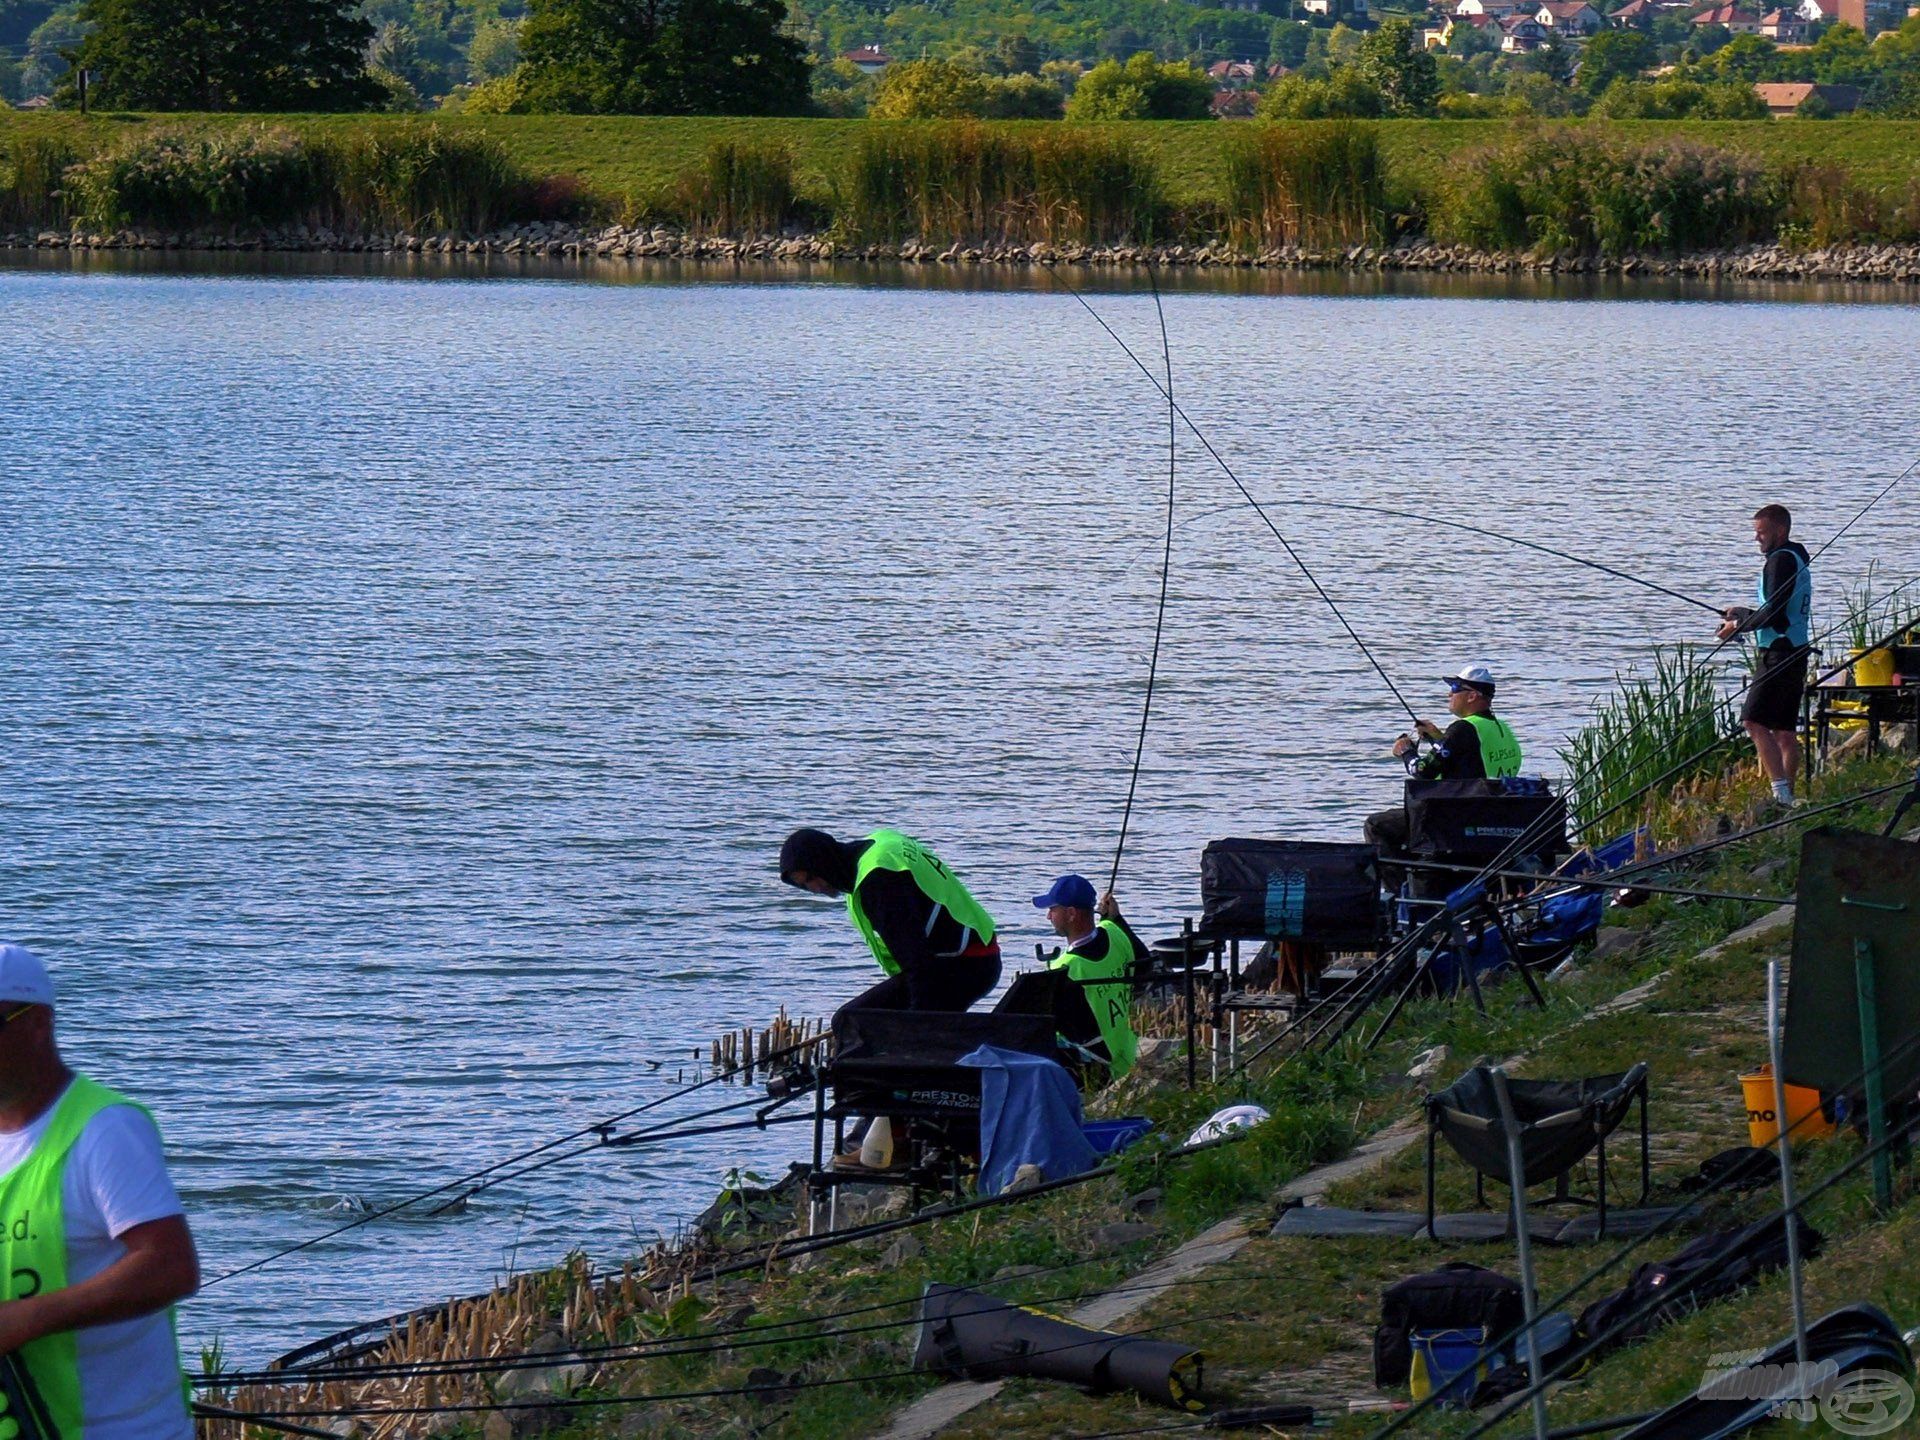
top-left (9, 221), bottom-right (1920, 282)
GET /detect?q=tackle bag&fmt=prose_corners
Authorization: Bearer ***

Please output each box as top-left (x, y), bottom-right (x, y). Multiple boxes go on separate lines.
top-left (1576, 1212), bottom-right (1823, 1355)
top-left (913, 1283), bottom-right (1204, 1410)
top-left (1199, 839), bottom-right (1383, 951)
top-left (1404, 779), bottom-right (1570, 863)
top-left (1374, 1262), bottom-right (1525, 1388)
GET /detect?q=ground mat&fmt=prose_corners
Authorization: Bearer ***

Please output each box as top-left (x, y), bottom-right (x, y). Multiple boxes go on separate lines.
top-left (1271, 1205), bottom-right (1695, 1243)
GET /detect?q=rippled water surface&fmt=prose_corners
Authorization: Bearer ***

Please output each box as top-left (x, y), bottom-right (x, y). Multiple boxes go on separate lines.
top-left (0, 259), bottom-right (1913, 1360)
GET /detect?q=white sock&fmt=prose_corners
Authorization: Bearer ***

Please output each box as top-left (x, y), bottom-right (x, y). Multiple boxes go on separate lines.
top-left (1772, 779), bottom-right (1794, 803)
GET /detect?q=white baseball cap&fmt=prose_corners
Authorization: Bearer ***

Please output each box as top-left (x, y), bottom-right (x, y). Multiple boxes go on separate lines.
top-left (0, 946), bottom-right (56, 1009)
top-left (1444, 664), bottom-right (1498, 694)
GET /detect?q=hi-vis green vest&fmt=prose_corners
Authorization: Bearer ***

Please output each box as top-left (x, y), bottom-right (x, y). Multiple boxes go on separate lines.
top-left (1049, 920), bottom-right (1139, 1079)
top-left (0, 1075), bottom-right (187, 1440)
top-left (1461, 713), bottom-right (1523, 778)
top-left (847, 829), bottom-right (998, 977)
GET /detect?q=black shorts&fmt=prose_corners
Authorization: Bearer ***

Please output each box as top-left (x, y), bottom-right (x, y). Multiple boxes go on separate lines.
top-left (1741, 641), bottom-right (1808, 732)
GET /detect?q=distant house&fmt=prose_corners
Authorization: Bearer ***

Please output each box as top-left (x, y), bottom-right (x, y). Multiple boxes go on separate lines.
top-left (1536, 0), bottom-right (1606, 31)
top-left (1207, 58), bottom-right (1264, 85)
top-left (1758, 6), bottom-right (1811, 36)
top-left (1499, 13), bottom-right (1552, 47)
top-left (1753, 79), bottom-right (1861, 111)
top-left (1793, 0), bottom-right (1839, 18)
top-left (1691, 2), bottom-right (1762, 30)
top-left (1211, 88), bottom-right (1261, 115)
top-left (1301, 0), bottom-right (1370, 17)
top-left (1456, 0), bottom-right (1529, 17)
top-left (13, 95), bottom-right (51, 110)
top-left (1610, 0), bottom-right (1695, 18)
top-left (842, 44), bottom-right (893, 73)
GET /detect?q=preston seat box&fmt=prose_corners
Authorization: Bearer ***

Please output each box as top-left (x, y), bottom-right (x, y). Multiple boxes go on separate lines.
top-left (1199, 838), bottom-right (1383, 952)
top-left (827, 1010), bottom-right (1058, 1117)
top-left (1404, 779), bottom-right (1569, 863)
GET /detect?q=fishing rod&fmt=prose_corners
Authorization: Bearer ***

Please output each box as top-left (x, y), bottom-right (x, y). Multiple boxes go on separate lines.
top-left (1811, 451), bottom-right (1920, 561)
top-left (195, 1308), bottom-right (1243, 1424)
top-left (191, 1400), bottom-right (340, 1439)
top-left (203, 1034), bottom-right (827, 1289)
top-left (1042, 264), bottom-right (1418, 726)
top-left (1109, 255), bottom-right (1178, 895)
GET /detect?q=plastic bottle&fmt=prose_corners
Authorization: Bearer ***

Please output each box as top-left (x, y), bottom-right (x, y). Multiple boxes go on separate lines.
top-left (859, 1116), bottom-right (894, 1169)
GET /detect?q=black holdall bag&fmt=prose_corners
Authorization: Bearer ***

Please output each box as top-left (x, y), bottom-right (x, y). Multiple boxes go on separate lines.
top-left (1404, 779), bottom-right (1570, 863)
top-left (1576, 1212), bottom-right (1824, 1354)
top-left (1199, 839), bottom-right (1384, 952)
top-left (1374, 1262), bottom-right (1526, 1388)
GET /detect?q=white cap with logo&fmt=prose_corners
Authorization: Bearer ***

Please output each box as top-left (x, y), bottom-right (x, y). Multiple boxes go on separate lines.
top-left (1444, 664), bottom-right (1498, 694)
top-left (0, 946), bottom-right (56, 1009)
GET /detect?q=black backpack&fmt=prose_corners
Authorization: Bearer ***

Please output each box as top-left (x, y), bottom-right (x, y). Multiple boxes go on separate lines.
top-left (1374, 1262), bottom-right (1526, 1387)
top-left (1577, 1213), bottom-right (1822, 1353)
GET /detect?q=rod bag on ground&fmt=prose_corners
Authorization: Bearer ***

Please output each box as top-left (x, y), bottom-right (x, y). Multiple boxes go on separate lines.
top-left (911, 1282), bottom-right (1205, 1410)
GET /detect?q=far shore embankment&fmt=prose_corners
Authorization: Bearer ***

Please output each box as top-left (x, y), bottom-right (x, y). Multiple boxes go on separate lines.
top-left (8, 223), bottom-right (1920, 285)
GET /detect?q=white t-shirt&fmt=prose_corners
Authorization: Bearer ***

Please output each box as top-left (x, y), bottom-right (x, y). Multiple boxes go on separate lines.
top-left (0, 1084), bottom-right (192, 1440)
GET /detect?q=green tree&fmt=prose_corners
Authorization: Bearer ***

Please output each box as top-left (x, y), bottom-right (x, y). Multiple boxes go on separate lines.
top-left (1064, 51), bottom-right (1212, 118)
top-left (1690, 31), bottom-right (1783, 81)
top-left (1808, 21), bottom-right (1872, 82)
top-left (994, 32), bottom-right (1041, 74)
top-left (1268, 18), bottom-right (1310, 68)
top-left (809, 53), bottom-right (874, 114)
top-left (516, 0), bottom-right (810, 113)
top-left (1354, 17), bottom-right (1437, 112)
top-left (1577, 27), bottom-right (1653, 94)
top-left (64, 0), bottom-right (380, 109)
top-left (869, 56), bottom-right (990, 116)
top-left (468, 17), bottom-right (521, 79)
top-left (1257, 64), bottom-right (1384, 114)
top-left (980, 71), bottom-right (1065, 116)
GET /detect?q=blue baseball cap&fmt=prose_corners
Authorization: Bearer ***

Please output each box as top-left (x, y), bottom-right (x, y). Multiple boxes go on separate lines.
top-left (1032, 874), bottom-right (1097, 910)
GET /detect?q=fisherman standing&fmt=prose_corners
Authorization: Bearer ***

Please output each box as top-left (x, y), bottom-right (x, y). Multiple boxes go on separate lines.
top-left (1716, 504), bottom-right (1812, 809)
top-left (0, 943), bottom-right (199, 1440)
top-left (1364, 664), bottom-right (1523, 864)
top-left (779, 828), bottom-right (1002, 1016)
top-left (1032, 876), bottom-right (1144, 1080)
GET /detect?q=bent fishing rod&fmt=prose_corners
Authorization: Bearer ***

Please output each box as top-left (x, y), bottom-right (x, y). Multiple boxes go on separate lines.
top-left (1108, 255), bottom-right (1179, 895)
top-left (1044, 264), bottom-right (1418, 728)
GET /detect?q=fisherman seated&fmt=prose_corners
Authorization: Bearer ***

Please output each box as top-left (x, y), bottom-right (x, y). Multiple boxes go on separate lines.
top-left (1364, 664), bottom-right (1522, 888)
top-left (1032, 874), bottom-right (1143, 1082)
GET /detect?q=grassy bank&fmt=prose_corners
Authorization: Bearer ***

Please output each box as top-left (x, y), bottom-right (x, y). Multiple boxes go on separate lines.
top-left (8, 112), bottom-right (1920, 255)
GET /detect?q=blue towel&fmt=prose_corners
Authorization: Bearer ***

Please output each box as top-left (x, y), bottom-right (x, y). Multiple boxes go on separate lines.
top-left (957, 1044), bottom-right (1099, 1196)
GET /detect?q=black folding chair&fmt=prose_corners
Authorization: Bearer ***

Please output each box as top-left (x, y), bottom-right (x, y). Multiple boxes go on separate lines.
top-left (1425, 1062), bottom-right (1651, 1240)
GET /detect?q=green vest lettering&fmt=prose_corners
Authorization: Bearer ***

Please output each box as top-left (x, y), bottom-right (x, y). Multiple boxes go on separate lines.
top-left (846, 830), bottom-right (998, 977)
top-left (1461, 713), bottom-right (1523, 778)
top-left (1049, 921), bottom-right (1139, 1079)
top-left (0, 1075), bottom-right (186, 1440)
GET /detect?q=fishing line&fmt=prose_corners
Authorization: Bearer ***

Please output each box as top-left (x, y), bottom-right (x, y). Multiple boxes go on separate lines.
top-left (1811, 452), bottom-right (1920, 561)
top-left (199, 1308), bottom-right (1243, 1423)
top-left (1043, 264), bottom-right (1418, 725)
top-left (203, 1037), bottom-right (825, 1289)
top-left (1109, 256), bottom-right (1179, 895)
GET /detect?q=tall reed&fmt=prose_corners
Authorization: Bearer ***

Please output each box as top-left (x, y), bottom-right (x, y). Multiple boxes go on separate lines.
top-left (66, 127), bottom-right (320, 231)
top-left (0, 132), bottom-right (80, 228)
top-left (1558, 644), bottom-right (1733, 843)
top-left (1221, 121), bottom-right (1387, 250)
top-left (672, 139), bottom-right (797, 235)
top-left (312, 123), bottom-right (527, 233)
top-left (1435, 130), bottom-right (1782, 257)
top-left (844, 121), bottom-right (1159, 247)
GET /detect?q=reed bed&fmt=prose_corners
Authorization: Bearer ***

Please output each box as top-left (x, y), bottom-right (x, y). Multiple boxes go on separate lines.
top-left (843, 121), bottom-right (1160, 247)
top-left (1559, 644), bottom-right (1733, 843)
top-left (1433, 129), bottom-right (1782, 257)
top-left (0, 131), bottom-right (79, 229)
top-left (1221, 121), bottom-right (1387, 250)
top-left (54, 122), bottom-right (538, 234)
top-left (671, 139), bottom-right (801, 236)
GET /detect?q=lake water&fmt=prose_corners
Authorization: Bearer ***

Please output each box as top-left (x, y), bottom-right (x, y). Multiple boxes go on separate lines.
top-left (1, 255), bottom-right (1913, 1362)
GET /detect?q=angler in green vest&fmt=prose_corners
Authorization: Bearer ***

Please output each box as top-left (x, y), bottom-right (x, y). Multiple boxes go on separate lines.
top-left (779, 827), bottom-right (1002, 1015)
top-left (0, 944), bottom-right (198, 1440)
top-left (1032, 875), bottom-right (1143, 1081)
top-left (1365, 664), bottom-right (1524, 871)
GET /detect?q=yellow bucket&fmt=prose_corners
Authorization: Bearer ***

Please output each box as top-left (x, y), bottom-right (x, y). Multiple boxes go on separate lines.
top-left (1740, 1065), bottom-right (1835, 1147)
top-left (1852, 647), bottom-right (1896, 688)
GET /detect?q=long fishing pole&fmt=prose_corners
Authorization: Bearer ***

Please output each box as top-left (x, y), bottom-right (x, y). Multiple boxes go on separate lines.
top-left (203, 1034), bottom-right (825, 1289)
top-left (1043, 264), bottom-right (1418, 725)
top-left (1109, 257), bottom-right (1179, 894)
top-left (1811, 451), bottom-right (1920, 561)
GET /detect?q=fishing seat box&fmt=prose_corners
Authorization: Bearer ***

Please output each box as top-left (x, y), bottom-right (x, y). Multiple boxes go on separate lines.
top-left (825, 1010), bottom-right (1057, 1121)
top-left (1199, 839), bottom-right (1384, 953)
top-left (1403, 779), bottom-right (1570, 865)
